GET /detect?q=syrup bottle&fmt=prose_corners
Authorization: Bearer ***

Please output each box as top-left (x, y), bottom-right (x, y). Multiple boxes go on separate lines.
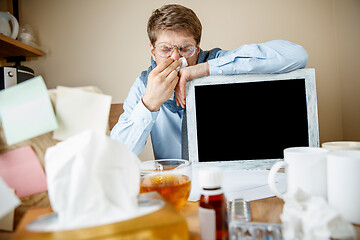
top-left (199, 167), bottom-right (229, 240)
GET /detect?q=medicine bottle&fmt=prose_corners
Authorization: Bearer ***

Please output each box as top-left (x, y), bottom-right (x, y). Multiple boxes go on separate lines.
top-left (199, 167), bottom-right (229, 240)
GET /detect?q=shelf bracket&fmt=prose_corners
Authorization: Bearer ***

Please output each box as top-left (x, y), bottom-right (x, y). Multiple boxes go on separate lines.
top-left (5, 56), bottom-right (26, 66)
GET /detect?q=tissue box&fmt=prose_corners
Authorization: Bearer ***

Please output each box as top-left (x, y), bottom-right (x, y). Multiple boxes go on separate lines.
top-left (13, 193), bottom-right (189, 240)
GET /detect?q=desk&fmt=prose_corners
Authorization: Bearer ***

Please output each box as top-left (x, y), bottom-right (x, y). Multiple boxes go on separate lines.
top-left (12, 197), bottom-right (284, 240)
top-left (12, 197), bottom-right (360, 239)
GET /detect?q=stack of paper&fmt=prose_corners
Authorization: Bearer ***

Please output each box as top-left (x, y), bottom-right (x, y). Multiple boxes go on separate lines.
top-left (0, 178), bottom-right (20, 231)
top-left (0, 76), bottom-right (113, 231)
top-left (53, 86), bottom-right (112, 140)
top-left (189, 167), bottom-right (286, 202)
top-left (0, 76), bottom-right (112, 144)
top-left (0, 76), bottom-right (58, 145)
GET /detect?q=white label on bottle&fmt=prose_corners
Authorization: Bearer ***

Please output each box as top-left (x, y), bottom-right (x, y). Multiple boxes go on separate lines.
top-left (199, 207), bottom-right (216, 240)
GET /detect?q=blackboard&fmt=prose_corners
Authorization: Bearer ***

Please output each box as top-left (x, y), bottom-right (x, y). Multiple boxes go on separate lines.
top-left (195, 79), bottom-right (309, 161)
top-left (185, 69), bottom-right (319, 169)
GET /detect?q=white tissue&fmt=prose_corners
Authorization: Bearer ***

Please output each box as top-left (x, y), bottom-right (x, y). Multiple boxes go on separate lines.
top-left (176, 57), bottom-right (188, 72)
top-left (281, 189), bottom-right (356, 240)
top-left (44, 130), bottom-right (140, 230)
top-left (169, 57), bottom-right (189, 101)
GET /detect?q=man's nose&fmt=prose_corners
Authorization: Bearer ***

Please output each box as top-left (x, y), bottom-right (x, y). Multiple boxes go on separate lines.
top-left (170, 47), bottom-right (181, 60)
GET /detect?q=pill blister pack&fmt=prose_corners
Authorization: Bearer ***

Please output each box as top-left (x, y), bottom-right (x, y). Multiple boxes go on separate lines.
top-left (228, 199), bottom-right (283, 240)
top-left (229, 222), bottom-right (283, 240)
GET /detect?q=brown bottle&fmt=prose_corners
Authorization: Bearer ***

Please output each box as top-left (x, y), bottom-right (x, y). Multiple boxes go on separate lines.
top-left (199, 167), bottom-right (229, 240)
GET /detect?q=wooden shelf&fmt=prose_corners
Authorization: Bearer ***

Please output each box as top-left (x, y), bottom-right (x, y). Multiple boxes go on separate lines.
top-left (0, 33), bottom-right (44, 59)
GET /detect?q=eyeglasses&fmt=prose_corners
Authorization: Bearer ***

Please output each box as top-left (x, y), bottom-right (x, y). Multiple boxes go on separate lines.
top-left (153, 42), bottom-right (197, 58)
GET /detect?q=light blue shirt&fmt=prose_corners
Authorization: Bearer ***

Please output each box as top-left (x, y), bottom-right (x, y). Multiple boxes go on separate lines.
top-left (110, 40), bottom-right (308, 159)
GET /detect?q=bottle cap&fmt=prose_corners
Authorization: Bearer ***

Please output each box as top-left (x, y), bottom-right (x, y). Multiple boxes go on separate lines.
top-left (198, 167), bottom-right (223, 188)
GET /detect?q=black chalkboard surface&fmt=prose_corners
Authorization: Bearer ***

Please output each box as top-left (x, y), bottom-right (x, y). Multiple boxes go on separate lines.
top-left (194, 79), bottom-right (309, 162)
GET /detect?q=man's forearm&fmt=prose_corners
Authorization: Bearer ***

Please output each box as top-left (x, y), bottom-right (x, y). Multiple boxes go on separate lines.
top-left (188, 62), bottom-right (210, 79)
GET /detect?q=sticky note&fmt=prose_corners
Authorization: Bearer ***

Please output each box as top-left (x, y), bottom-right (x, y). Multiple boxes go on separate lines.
top-left (0, 76), bottom-right (58, 145)
top-left (0, 178), bottom-right (20, 220)
top-left (0, 187), bottom-right (18, 231)
top-left (0, 208), bottom-right (15, 231)
top-left (53, 86), bottom-right (112, 140)
top-left (0, 146), bottom-right (47, 198)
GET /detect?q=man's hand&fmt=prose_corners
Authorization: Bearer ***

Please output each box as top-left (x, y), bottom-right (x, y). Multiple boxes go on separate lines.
top-left (142, 59), bottom-right (181, 112)
top-left (175, 62), bottom-right (210, 108)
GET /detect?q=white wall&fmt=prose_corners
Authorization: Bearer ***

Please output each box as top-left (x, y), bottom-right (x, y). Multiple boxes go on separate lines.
top-left (333, 0), bottom-right (360, 141)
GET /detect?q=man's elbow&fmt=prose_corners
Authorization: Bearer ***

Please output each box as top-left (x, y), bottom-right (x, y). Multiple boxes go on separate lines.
top-left (281, 40), bottom-right (309, 70)
top-left (283, 45), bottom-right (309, 72)
top-left (297, 46), bottom-right (309, 69)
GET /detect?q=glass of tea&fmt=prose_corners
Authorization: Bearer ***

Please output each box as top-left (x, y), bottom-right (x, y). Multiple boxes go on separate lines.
top-left (139, 159), bottom-right (192, 209)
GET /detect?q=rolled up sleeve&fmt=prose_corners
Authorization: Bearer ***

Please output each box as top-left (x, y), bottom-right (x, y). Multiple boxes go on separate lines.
top-left (208, 40), bottom-right (308, 75)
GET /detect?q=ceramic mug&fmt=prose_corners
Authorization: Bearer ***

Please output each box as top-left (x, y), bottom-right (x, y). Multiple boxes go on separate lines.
top-left (322, 141), bottom-right (360, 151)
top-left (327, 150), bottom-right (360, 224)
top-left (268, 147), bottom-right (329, 199)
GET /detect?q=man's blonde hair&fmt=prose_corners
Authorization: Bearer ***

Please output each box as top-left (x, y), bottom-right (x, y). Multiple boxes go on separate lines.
top-left (147, 4), bottom-right (202, 46)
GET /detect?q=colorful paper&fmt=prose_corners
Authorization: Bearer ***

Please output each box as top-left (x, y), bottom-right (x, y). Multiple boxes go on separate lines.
top-left (0, 76), bottom-right (58, 145)
top-left (0, 187), bottom-right (18, 231)
top-left (53, 86), bottom-right (112, 140)
top-left (0, 146), bottom-right (47, 198)
top-left (0, 178), bottom-right (20, 220)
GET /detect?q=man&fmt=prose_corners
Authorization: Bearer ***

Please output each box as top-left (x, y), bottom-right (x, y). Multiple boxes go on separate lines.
top-left (110, 4), bottom-right (308, 159)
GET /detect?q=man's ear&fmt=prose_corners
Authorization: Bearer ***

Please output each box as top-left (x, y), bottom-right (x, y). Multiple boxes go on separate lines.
top-left (150, 43), bottom-right (156, 61)
top-left (196, 43), bottom-right (201, 54)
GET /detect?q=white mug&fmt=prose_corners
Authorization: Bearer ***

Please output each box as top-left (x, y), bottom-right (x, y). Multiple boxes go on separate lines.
top-left (268, 147), bottom-right (329, 199)
top-left (322, 141), bottom-right (360, 151)
top-left (327, 150), bottom-right (360, 224)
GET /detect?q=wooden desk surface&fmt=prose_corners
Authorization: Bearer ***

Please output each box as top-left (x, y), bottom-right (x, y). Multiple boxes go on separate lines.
top-left (12, 197), bottom-right (285, 240)
top-left (11, 198), bottom-right (360, 240)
